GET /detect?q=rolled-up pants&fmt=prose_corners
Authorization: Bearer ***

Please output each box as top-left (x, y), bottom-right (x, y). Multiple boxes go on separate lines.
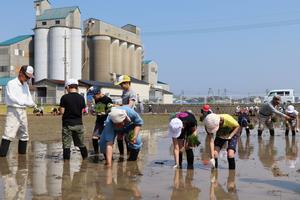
top-left (2, 106), bottom-right (29, 141)
top-left (258, 114), bottom-right (274, 131)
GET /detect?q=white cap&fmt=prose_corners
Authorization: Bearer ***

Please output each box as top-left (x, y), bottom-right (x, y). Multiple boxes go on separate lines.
top-left (108, 108), bottom-right (127, 123)
top-left (21, 65), bottom-right (34, 78)
top-left (287, 105), bottom-right (295, 113)
top-left (65, 79), bottom-right (78, 87)
top-left (168, 118), bottom-right (183, 138)
top-left (204, 113), bottom-right (221, 134)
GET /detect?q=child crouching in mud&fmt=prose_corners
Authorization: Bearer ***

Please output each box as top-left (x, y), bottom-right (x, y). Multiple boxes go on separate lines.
top-left (204, 113), bottom-right (241, 170)
top-left (169, 111), bottom-right (199, 169)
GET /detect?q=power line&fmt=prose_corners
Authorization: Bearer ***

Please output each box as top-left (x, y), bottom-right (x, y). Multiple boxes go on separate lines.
top-left (143, 18), bottom-right (300, 36)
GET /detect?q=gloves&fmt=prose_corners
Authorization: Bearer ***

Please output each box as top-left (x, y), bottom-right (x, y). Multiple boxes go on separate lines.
top-left (210, 158), bottom-right (216, 168)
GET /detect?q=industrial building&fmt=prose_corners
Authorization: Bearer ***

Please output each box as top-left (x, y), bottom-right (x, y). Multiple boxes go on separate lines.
top-left (0, 0), bottom-right (173, 105)
top-left (34, 0), bottom-right (82, 82)
top-left (82, 18), bottom-right (143, 82)
top-left (0, 35), bottom-right (34, 77)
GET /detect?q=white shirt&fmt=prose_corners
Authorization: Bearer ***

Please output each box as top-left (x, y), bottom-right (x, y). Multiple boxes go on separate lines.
top-left (5, 77), bottom-right (35, 108)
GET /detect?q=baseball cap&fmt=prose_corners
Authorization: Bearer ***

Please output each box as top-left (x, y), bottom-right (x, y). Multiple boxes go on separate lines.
top-left (20, 65), bottom-right (34, 78)
top-left (115, 75), bottom-right (131, 85)
top-left (287, 105), bottom-right (295, 113)
top-left (108, 108), bottom-right (128, 123)
top-left (204, 113), bottom-right (221, 134)
top-left (65, 79), bottom-right (78, 87)
top-left (203, 104), bottom-right (210, 112)
top-left (168, 118), bottom-right (183, 138)
top-left (91, 86), bottom-right (102, 96)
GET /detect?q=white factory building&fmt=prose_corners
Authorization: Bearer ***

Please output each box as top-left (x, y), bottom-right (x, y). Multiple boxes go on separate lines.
top-left (34, 0), bottom-right (81, 81)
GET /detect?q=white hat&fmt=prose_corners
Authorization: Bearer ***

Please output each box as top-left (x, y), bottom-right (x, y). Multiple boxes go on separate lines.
top-left (65, 79), bottom-right (78, 87)
top-left (287, 105), bottom-right (295, 113)
top-left (108, 108), bottom-right (127, 123)
top-left (168, 118), bottom-right (183, 138)
top-left (21, 65), bottom-right (34, 78)
top-left (204, 113), bottom-right (221, 134)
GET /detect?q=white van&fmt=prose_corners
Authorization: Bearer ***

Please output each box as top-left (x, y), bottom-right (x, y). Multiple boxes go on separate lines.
top-left (264, 89), bottom-right (295, 103)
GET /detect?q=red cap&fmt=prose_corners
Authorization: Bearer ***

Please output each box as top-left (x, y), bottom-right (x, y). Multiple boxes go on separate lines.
top-left (202, 104), bottom-right (210, 112)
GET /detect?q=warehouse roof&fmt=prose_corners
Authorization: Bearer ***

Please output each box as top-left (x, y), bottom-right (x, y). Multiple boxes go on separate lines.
top-left (0, 77), bottom-right (15, 86)
top-left (0, 35), bottom-right (32, 46)
top-left (36, 6), bottom-right (79, 21)
top-left (79, 80), bottom-right (120, 89)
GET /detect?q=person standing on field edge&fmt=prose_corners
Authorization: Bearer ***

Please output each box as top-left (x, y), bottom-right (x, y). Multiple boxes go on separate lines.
top-left (59, 79), bottom-right (88, 160)
top-left (115, 75), bottom-right (137, 158)
top-left (0, 65), bottom-right (37, 157)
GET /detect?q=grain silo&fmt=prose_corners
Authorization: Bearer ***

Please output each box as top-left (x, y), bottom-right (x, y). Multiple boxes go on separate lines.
top-left (83, 19), bottom-right (143, 81)
top-left (34, 0), bottom-right (81, 81)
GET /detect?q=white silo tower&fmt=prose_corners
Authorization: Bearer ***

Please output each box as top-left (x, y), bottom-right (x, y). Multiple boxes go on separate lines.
top-left (93, 36), bottom-right (111, 82)
top-left (128, 44), bottom-right (135, 77)
top-left (111, 39), bottom-right (121, 75)
top-left (49, 27), bottom-right (71, 80)
top-left (70, 28), bottom-right (82, 80)
top-left (135, 46), bottom-right (142, 79)
top-left (34, 28), bottom-right (49, 81)
top-left (120, 41), bottom-right (128, 75)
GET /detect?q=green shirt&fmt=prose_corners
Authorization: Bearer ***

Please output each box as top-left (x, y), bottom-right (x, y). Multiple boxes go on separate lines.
top-left (216, 114), bottom-right (239, 139)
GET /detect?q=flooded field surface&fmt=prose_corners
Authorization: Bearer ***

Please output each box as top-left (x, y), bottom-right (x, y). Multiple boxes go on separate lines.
top-left (0, 115), bottom-right (300, 199)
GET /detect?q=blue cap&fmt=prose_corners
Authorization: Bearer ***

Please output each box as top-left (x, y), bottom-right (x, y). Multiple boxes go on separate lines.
top-left (92, 86), bottom-right (102, 95)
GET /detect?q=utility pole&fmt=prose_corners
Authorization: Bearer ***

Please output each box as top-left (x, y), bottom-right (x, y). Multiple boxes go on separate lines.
top-left (64, 30), bottom-right (68, 94)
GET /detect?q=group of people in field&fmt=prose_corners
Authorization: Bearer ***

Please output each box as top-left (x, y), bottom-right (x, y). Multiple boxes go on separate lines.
top-left (168, 95), bottom-right (299, 174)
top-left (0, 65), bottom-right (298, 178)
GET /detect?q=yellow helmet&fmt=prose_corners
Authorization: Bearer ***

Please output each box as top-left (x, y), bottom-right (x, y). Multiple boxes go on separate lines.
top-left (115, 75), bottom-right (131, 85)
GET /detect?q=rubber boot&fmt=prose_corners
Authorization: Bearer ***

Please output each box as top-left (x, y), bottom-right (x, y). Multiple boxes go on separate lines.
top-left (186, 149), bottom-right (194, 169)
top-left (117, 140), bottom-right (124, 155)
top-left (246, 128), bottom-right (250, 137)
top-left (179, 152), bottom-right (183, 168)
top-left (79, 146), bottom-right (88, 160)
top-left (257, 130), bottom-right (263, 137)
top-left (292, 130), bottom-right (296, 136)
top-left (63, 148), bottom-right (71, 160)
top-left (270, 129), bottom-right (275, 137)
top-left (215, 158), bottom-right (218, 168)
top-left (0, 139), bottom-right (11, 157)
top-left (228, 157), bottom-right (235, 170)
top-left (285, 130), bottom-right (289, 136)
top-left (127, 148), bottom-right (140, 161)
top-left (18, 140), bottom-right (27, 154)
top-left (92, 138), bottom-right (99, 154)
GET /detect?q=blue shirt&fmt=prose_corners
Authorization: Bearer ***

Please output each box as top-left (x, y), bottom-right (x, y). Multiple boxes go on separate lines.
top-left (100, 106), bottom-right (143, 153)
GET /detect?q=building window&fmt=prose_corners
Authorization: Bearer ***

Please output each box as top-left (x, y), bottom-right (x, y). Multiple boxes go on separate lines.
top-left (0, 66), bottom-right (9, 72)
top-left (55, 20), bottom-right (60, 24)
top-left (42, 21), bottom-right (47, 25)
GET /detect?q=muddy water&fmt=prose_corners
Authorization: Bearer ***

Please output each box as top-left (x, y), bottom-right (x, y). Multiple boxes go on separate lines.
top-left (0, 115), bottom-right (299, 199)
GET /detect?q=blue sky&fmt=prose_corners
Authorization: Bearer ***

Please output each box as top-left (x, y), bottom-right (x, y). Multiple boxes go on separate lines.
top-left (1, 0), bottom-right (300, 96)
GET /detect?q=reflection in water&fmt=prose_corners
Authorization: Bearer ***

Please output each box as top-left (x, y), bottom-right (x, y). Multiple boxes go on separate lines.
top-left (200, 135), bottom-right (211, 165)
top-left (237, 136), bottom-right (254, 160)
top-left (258, 136), bottom-right (277, 168)
top-left (285, 136), bottom-right (299, 168)
top-left (171, 169), bottom-right (201, 200)
top-left (0, 156), bottom-right (29, 199)
top-left (210, 170), bottom-right (238, 200)
top-left (100, 161), bottom-right (143, 199)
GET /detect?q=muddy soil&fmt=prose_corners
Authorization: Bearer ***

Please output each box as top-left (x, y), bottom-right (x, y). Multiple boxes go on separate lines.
top-left (0, 115), bottom-right (299, 199)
